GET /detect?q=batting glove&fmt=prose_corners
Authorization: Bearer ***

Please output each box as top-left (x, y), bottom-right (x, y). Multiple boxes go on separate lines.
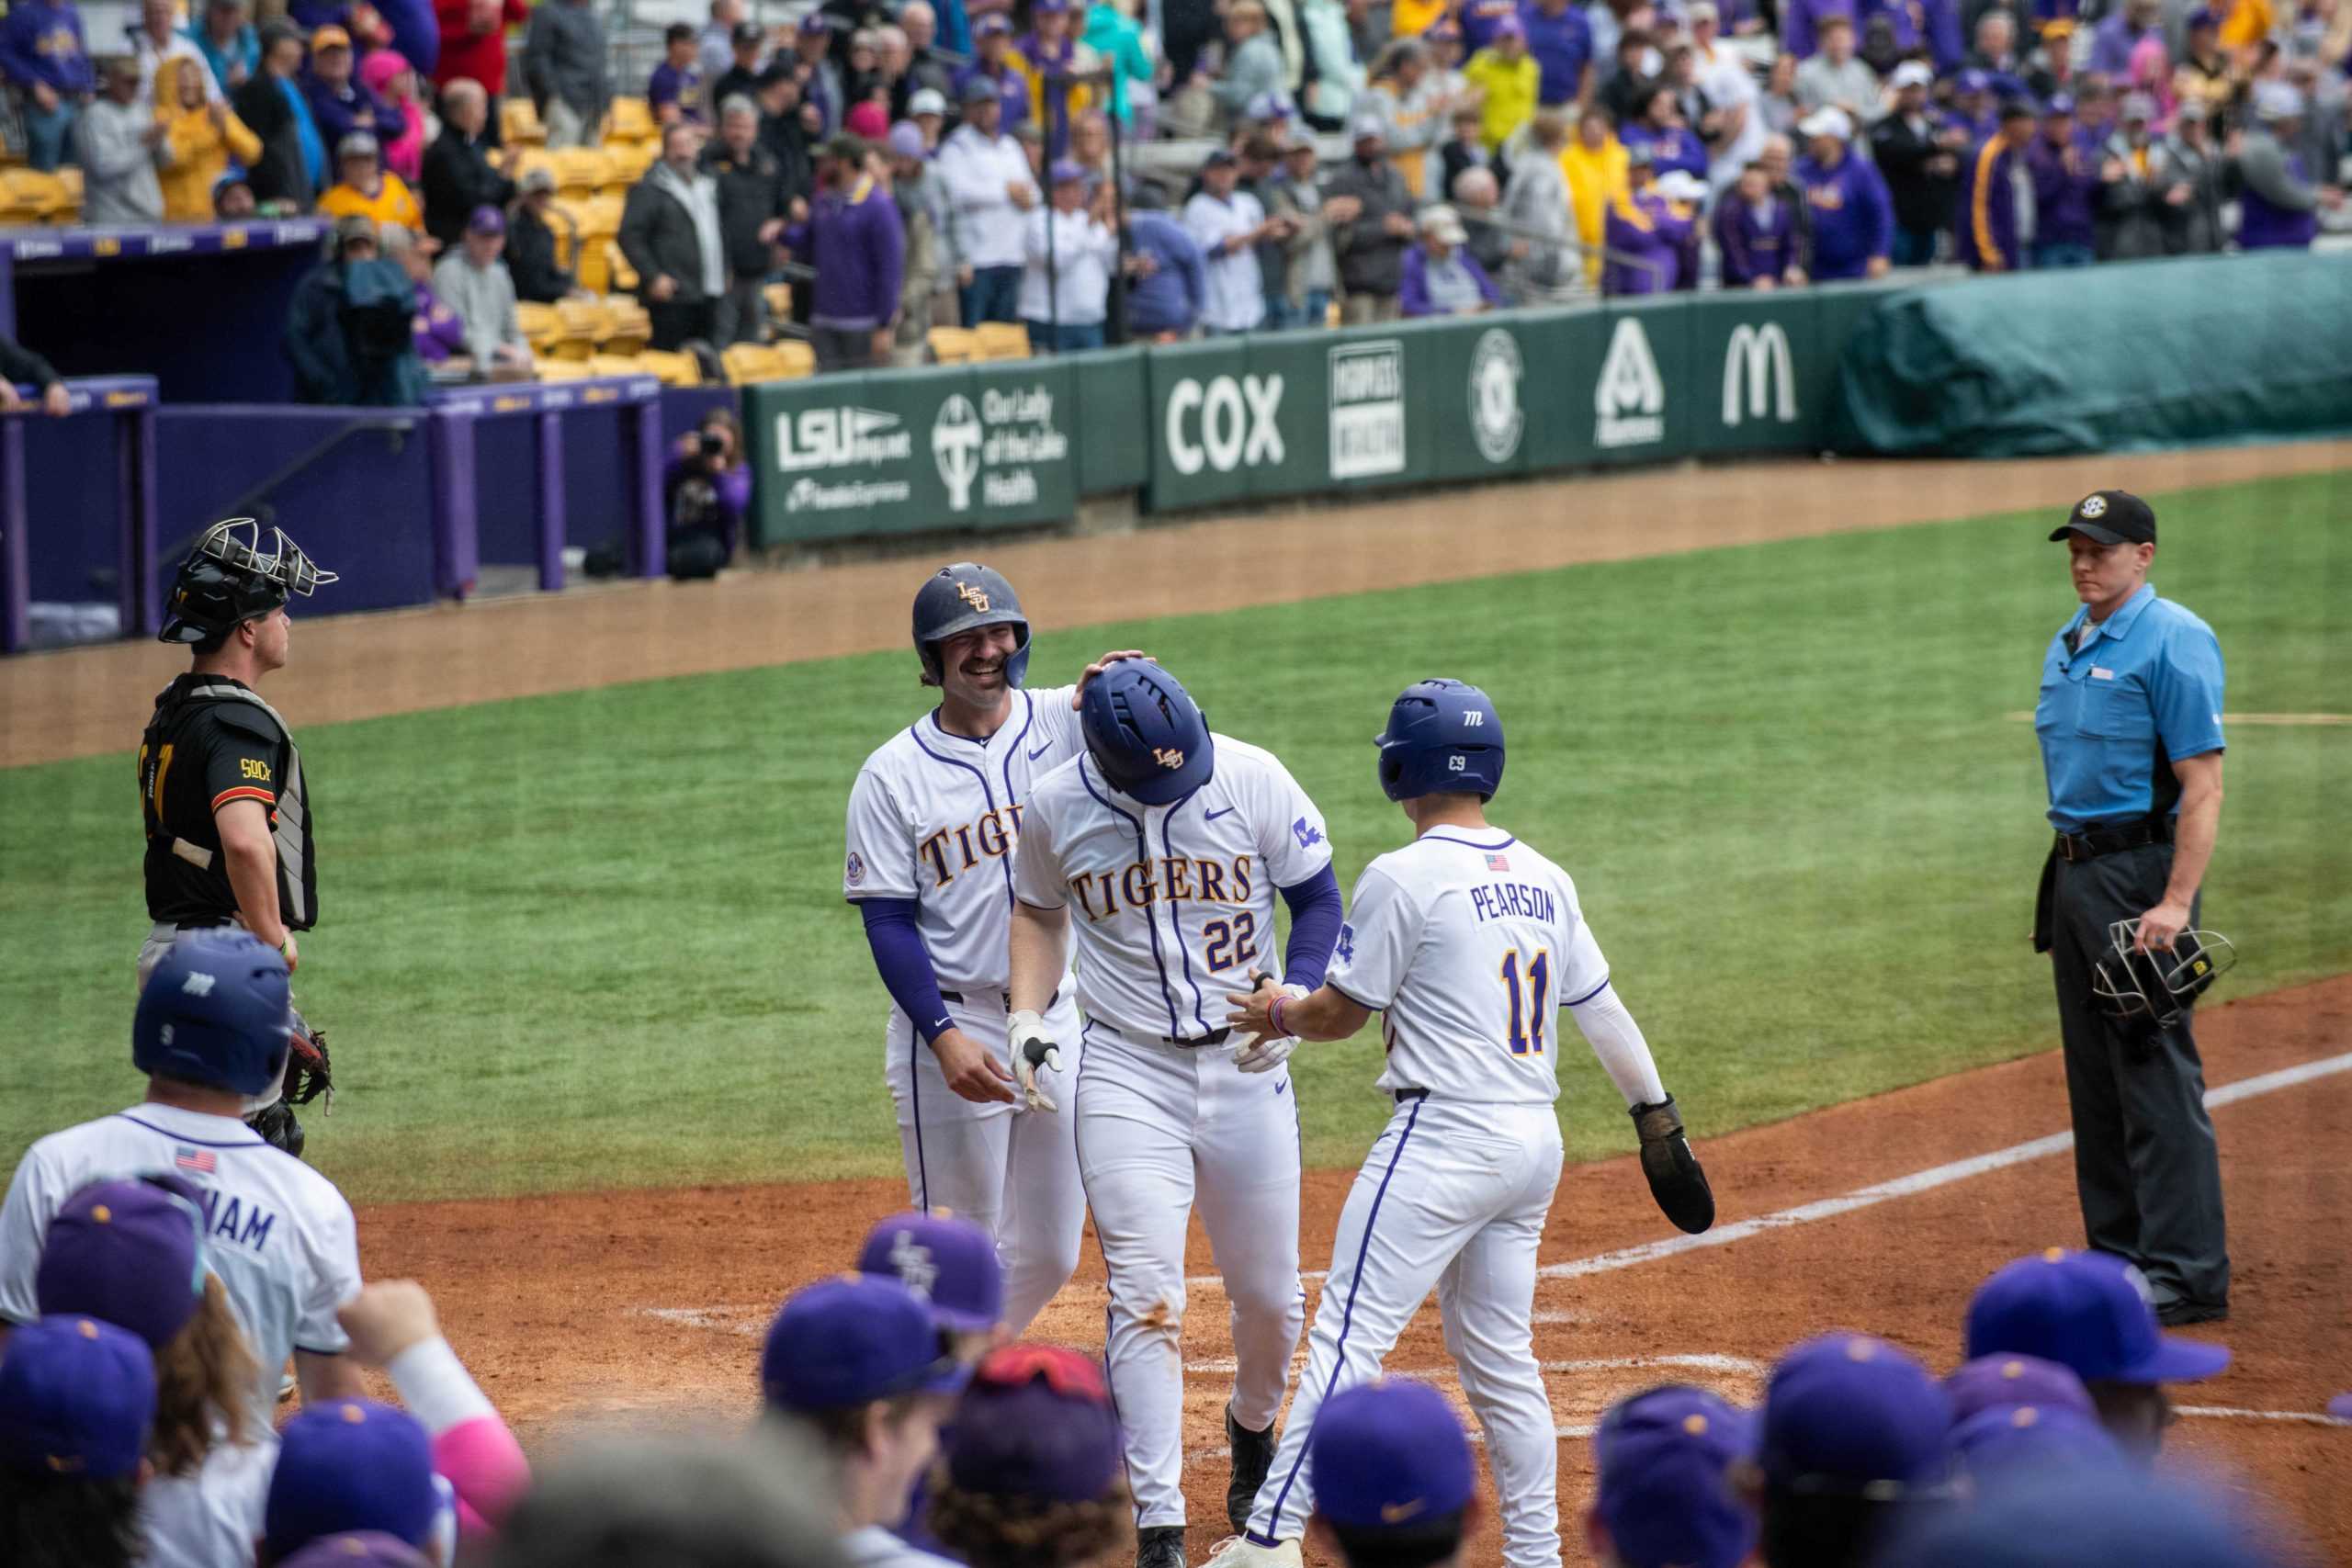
top-left (1234, 983), bottom-right (1309, 1075)
top-left (1009, 1009), bottom-right (1062, 1113)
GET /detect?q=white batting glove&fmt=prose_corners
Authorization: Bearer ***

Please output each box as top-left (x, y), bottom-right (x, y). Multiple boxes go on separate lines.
top-left (1234, 984), bottom-right (1309, 1075)
top-left (1009, 1008), bottom-right (1062, 1113)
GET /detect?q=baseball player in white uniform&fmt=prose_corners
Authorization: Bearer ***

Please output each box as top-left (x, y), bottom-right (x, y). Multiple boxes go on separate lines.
top-left (843, 561), bottom-right (1146, 1337)
top-left (1203, 680), bottom-right (1717, 1568)
top-left (1005, 661), bottom-right (1347, 1568)
top-left (0, 930), bottom-right (366, 1427)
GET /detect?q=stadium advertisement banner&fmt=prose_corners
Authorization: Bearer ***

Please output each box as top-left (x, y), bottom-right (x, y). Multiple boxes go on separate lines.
top-left (1147, 337), bottom-right (1279, 510)
top-left (745, 361), bottom-right (1079, 545)
top-left (1683, 290), bottom-right (1855, 457)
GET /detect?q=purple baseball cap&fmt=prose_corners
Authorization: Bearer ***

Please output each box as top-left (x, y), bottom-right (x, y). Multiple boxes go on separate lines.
top-left (944, 1345), bottom-right (1122, 1504)
top-left (975, 13), bottom-right (1012, 35)
top-left (1963, 1250), bottom-right (2230, 1387)
top-left (796, 11), bottom-right (831, 34)
top-left (1048, 157), bottom-right (1090, 185)
top-left (266, 1400), bottom-right (441, 1559)
top-left (1593, 1386), bottom-right (1757, 1568)
top-left (467, 204), bottom-right (505, 236)
top-left (1943, 1354), bottom-right (2094, 1425)
top-left (2045, 92), bottom-right (2076, 116)
top-left (1957, 67), bottom-right (1992, 93)
top-left (1950, 1402), bottom-right (2125, 1481)
top-left (35, 1177), bottom-right (209, 1351)
top-left (1307, 1378), bottom-right (1476, 1530)
top-left (1491, 11), bottom-right (1524, 35)
top-left (277, 1533), bottom-right (435, 1568)
top-left (857, 1211), bottom-right (1004, 1335)
top-left (761, 1273), bottom-right (970, 1413)
top-left (887, 119), bottom-right (928, 159)
top-left (1759, 1334), bottom-right (1954, 1496)
top-left (0, 1316), bottom-right (157, 1482)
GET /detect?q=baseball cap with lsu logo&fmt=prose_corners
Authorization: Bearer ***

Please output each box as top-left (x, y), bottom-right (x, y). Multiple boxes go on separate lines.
top-left (856, 1209), bottom-right (1004, 1336)
top-left (1306, 1377), bottom-right (1476, 1532)
top-left (0, 1315), bottom-right (157, 1482)
top-left (2051, 489), bottom-right (2156, 546)
top-left (760, 1272), bottom-right (971, 1413)
top-left (1593, 1385), bottom-right (1757, 1568)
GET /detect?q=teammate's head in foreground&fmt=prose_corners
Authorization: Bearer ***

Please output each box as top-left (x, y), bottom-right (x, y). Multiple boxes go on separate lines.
top-left (1947, 1400), bottom-right (2124, 1487)
top-left (1588, 1385), bottom-right (1756, 1568)
top-left (1078, 660), bottom-right (1214, 804)
top-left (913, 562), bottom-right (1031, 721)
top-left (1873, 1465), bottom-right (2292, 1568)
top-left (277, 1533), bottom-right (433, 1568)
top-left (133, 929), bottom-right (296, 1119)
top-left (857, 1210), bottom-right (1009, 1362)
top-left (262, 1398), bottom-right (448, 1565)
top-left (1741, 1333), bottom-right (1954, 1568)
top-left (761, 1274), bottom-right (970, 1534)
top-left (0, 1315), bottom-right (157, 1568)
top-left (925, 1344), bottom-right (1135, 1568)
top-left (1374, 678), bottom-right (1504, 829)
top-left (1302, 1378), bottom-right (1479, 1568)
top-left (1939, 1353), bottom-right (2095, 1426)
top-left (484, 1429), bottom-right (847, 1568)
top-left (36, 1176), bottom-right (261, 1479)
top-left (160, 517), bottom-right (338, 678)
top-left (1962, 1248), bottom-right (2229, 1464)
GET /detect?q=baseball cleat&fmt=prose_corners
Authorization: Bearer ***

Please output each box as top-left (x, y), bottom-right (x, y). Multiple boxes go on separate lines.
top-left (1225, 1403), bottom-right (1278, 1536)
top-left (1136, 1524), bottom-right (1189, 1568)
top-left (1200, 1536), bottom-right (1301, 1567)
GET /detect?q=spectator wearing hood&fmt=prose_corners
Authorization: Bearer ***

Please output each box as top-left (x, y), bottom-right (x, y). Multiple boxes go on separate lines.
top-left (1326, 114), bottom-right (1418, 320)
top-left (154, 54), bottom-right (261, 219)
top-left (1558, 103), bottom-right (1628, 286)
top-left (232, 21), bottom-right (321, 206)
top-left (2149, 96), bottom-right (2224, 252)
top-left (2236, 81), bottom-right (2340, 247)
top-left (302, 25), bottom-right (407, 149)
top-left (77, 56), bottom-right (169, 225)
top-left (359, 47), bottom-right (424, 182)
top-left (421, 77), bottom-right (512, 248)
top-left (1871, 60), bottom-right (1961, 264)
top-left (2093, 90), bottom-right (2168, 256)
top-left (1958, 97), bottom-right (2037, 269)
top-left (1464, 14), bottom-right (1539, 145)
top-left (1715, 157), bottom-right (1804, 283)
top-left (703, 94), bottom-right (791, 343)
top-left (1, 0), bottom-right (96, 171)
top-left (1398, 202), bottom-right (1504, 313)
top-left (1795, 105), bottom-right (1894, 276)
top-left (1122, 185), bottom-right (1207, 338)
top-left (288, 214), bottom-right (430, 403)
top-left (127, 0), bottom-right (214, 108)
top-left (621, 121), bottom-right (729, 347)
top-left (787, 133), bottom-right (905, 367)
top-left (2025, 95), bottom-right (2099, 265)
top-left (1601, 144), bottom-right (1692, 293)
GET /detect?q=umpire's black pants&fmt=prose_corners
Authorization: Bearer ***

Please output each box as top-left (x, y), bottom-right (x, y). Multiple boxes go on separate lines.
top-left (2044, 841), bottom-right (2230, 1308)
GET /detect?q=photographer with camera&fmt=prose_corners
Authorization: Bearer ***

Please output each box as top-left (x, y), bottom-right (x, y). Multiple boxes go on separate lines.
top-left (662, 409), bottom-right (750, 580)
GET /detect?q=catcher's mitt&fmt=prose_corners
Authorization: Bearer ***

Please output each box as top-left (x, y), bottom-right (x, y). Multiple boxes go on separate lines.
top-left (283, 1010), bottom-right (334, 1111)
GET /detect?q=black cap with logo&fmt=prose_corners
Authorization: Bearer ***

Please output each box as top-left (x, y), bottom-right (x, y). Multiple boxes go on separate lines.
top-left (2050, 490), bottom-right (2156, 547)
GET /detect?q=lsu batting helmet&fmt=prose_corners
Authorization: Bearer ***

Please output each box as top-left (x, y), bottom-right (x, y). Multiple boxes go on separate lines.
top-left (1375, 678), bottom-right (1505, 802)
top-left (133, 929), bottom-right (294, 1097)
top-left (912, 563), bottom-right (1030, 689)
top-left (159, 519), bottom-right (339, 645)
top-left (2091, 919), bottom-right (2236, 1037)
top-left (1080, 661), bottom-right (1213, 805)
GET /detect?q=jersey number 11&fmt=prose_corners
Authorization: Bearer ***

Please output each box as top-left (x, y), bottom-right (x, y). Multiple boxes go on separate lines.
top-left (1499, 949), bottom-right (1551, 1055)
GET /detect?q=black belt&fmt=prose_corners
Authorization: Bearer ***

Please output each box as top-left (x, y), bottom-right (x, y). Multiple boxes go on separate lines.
top-left (937, 986), bottom-right (1060, 1009)
top-left (1395, 1087), bottom-right (1430, 1104)
top-left (2053, 817), bottom-right (2173, 863)
top-left (1170, 1028), bottom-right (1231, 1048)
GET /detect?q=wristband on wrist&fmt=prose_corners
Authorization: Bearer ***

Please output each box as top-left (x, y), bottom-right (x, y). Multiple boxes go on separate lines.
top-left (1269, 995), bottom-right (1290, 1038)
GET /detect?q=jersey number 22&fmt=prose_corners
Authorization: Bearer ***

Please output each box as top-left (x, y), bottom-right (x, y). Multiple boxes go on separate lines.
top-left (1500, 949), bottom-right (1551, 1055)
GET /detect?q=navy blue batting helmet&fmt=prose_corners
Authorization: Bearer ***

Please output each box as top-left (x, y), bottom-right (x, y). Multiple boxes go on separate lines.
top-left (1375, 678), bottom-right (1505, 802)
top-left (912, 563), bottom-right (1030, 689)
top-left (133, 930), bottom-right (294, 1097)
top-left (1080, 662), bottom-right (1213, 805)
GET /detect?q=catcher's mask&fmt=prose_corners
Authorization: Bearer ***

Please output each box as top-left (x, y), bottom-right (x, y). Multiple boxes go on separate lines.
top-left (2091, 919), bottom-right (2237, 1035)
top-left (159, 518), bottom-right (340, 645)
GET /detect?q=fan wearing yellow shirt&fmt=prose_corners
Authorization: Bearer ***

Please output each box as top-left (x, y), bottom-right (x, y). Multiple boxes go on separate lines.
top-left (1463, 15), bottom-right (1539, 149)
top-left (315, 130), bottom-right (424, 234)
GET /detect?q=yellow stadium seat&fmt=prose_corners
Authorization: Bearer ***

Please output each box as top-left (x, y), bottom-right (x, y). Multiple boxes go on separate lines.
top-left (972, 321), bottom-right (1031, 361)
top-left (600, 295), bottom-right (651, 355)
top-left (587, 353), bottom-right (644, 379)
top-left (763, 281), bottom-right (792, 323)
top-left (550, 147), bottom-right (611, 197)
top-left (602, 239), bottom-right (637, 295)
top-left (770, 340), bottom-right (815, 379)
top-left (516, 301), bottom-right (562, 355)
top-left (501, 97), bottom-right (547, 145)
top-left (536, 357), bottom-right (594, 381)
top-left (605, 97), bottom-right (656, 144)
top-left (507, 147), bottom-right (555, 191)
top-left (927, 326), bottom-right (978, 365)
top-left (50, 166), bottom-right (81, 221)
top-left (0, 170), bottom-right (71, 224)
top-left (550, 298), bottom-right (605, 360)
top-left (603, 138), bottom-right (658, 187)
top-left (720, 344), bottom-right (775, 385)
top-left (637, 348), bottom-right (704, 387)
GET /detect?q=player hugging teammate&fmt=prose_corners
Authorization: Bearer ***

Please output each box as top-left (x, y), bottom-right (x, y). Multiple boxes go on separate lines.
top-left (847, 567), bottom-right (1720, 1568)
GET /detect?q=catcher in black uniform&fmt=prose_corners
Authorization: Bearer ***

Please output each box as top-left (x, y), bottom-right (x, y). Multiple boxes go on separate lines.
top-left (137, 519), bottom-right (336, 1156)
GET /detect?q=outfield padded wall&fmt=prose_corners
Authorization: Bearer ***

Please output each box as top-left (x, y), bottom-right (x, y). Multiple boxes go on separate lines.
top-left (1828, 253), bottom-right (2352, 457)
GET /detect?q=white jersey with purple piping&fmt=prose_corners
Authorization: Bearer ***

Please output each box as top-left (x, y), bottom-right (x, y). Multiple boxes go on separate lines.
top-left (1012, 735), bottom-right (1333, 1043)
top-left (842, 684), bottom-right (1084, 997)
top-left (1328, 827), bottom-right (1609, 1105)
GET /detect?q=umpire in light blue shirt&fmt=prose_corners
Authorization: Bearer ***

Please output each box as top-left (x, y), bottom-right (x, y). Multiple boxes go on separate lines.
top-left (2033, 490), bottom-right (2229, 1327)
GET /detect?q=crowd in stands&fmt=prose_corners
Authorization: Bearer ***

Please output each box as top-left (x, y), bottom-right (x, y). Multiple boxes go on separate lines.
top-left (0, 0), bottom-right (2344, 386)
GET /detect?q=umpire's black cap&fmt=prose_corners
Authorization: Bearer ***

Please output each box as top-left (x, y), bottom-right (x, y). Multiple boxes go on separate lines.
top-left (2051, 490), bottom-right (2156, 547)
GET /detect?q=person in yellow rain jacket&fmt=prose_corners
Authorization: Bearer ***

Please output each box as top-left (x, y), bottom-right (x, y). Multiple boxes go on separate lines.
top-left (1462, 14), bottom-right (1537, 148)
top-left (1558, 101), bottom-right (1627, 284)
top-left (155, 54), bottom-right (261, 220)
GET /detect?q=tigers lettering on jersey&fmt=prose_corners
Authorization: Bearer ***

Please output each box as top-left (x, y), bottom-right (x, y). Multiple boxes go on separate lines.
top-left (1067, 854), bottom-right (1254, 920)
top-left (918, 804), bottom-right (1028, 888)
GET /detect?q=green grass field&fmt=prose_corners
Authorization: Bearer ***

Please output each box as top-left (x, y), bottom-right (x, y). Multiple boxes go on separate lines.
top-left (5, 471), bottom-right (2347, 1205)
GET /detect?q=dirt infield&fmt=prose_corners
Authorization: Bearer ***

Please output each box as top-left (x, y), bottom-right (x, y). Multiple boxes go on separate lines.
top-left (358, 974), bottom-right (2352, 1564)
top-left (11, 439), bottom-right (2350, 770)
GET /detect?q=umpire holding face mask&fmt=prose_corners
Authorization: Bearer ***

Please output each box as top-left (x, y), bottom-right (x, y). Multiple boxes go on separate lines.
top-left (2033, 490), bottom-right (2229, 1327)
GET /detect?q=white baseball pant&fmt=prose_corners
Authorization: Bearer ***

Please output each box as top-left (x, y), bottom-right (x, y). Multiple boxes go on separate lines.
top-left (1244, 1097), bottom-right (1565, 1568)
top-left (1074, 1020), bottom-right (1305, 1530)
top-left (884, 987), bottom-right (1086, 1337)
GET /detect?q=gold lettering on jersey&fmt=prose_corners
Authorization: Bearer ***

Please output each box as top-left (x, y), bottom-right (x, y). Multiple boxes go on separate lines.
top-left (1067, 854), bottom-right (1253, 923)
top-left (919, 807), bottom-right (1023, 888)
top-left (240, 758), bottom-right (272, 782)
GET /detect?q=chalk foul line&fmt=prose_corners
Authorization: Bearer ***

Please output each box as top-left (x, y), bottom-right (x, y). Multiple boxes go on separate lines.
top-left (1538, 1050), bottom-right (2352, 1282)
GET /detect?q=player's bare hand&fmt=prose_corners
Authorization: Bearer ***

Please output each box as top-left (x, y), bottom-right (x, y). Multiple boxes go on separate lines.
top-left (1072, 650), bottom-right (1152, 705)
top-left (1007, 1009), bottom-right (1062, 1112)
top-left (1223, 977), bottom-right (1280, 1040)
top-left (337, 1280), bottom-right (441, 1366)
top-left (2134, 898), bottom-right (2193, 953)
top-left (933, 1026), bottom-right (1017, 1104)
